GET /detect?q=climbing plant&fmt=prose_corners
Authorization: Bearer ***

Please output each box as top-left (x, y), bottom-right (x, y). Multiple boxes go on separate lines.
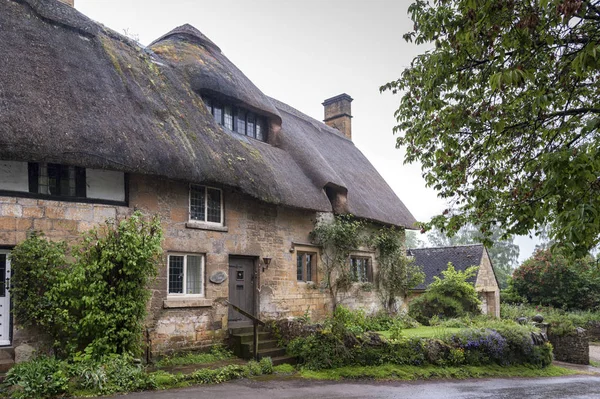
top-left (10, 211), bottom-right (163, 358)
top-left (310, 214), bottom-right (364, 310)
top-left (371, 227), bottom-right (424, 313)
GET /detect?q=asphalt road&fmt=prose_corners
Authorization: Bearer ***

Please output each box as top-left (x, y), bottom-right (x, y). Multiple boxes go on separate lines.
top-left (110, 375), bottom-right (600, 399)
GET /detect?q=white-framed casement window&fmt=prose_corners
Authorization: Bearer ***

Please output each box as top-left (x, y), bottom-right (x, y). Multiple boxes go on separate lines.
top-left (167, 254), bottom-right (205, 297)
top-left (190, 184), bottom-right (223, 224)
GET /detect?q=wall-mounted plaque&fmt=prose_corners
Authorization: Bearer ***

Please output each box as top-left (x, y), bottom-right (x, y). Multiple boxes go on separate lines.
top-left (209, 271), bottom-right (227, 284)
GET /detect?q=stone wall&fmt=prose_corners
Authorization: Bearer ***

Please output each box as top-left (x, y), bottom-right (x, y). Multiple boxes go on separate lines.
top-left (0, 173), bottom-right (383, 356)
top-left (586, 322), bottom-right (600, 341)
top-left (548, 327), bottom-right (589, 365)
top-left (475, 250), bottom-right (500, 317)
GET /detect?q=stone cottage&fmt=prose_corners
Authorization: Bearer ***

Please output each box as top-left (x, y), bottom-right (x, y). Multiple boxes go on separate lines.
top-left (0, 0), bottom-right (416, 359)
top-left (408, 244), bottom-right (501, 317)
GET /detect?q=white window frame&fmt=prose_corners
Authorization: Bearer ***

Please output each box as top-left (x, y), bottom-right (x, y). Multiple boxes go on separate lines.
top-left (167, 253), bottom-right (206, 298)
top-left (189, 184), bottom-right (224, 226)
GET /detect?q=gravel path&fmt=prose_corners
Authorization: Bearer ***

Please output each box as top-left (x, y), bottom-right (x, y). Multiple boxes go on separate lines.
top-left (590, 344), bottom-right (600, 363)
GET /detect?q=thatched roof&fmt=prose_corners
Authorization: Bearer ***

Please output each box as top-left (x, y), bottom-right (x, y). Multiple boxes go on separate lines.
top-left (408, 245), bottom-right (486, 290)
top-left (0, 0), bottom-right (416, 228)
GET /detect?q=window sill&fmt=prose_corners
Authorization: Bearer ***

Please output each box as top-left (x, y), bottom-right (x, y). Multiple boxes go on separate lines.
top-left (185, 221), bottom-right (228, 232)
top-left (163, 298), bottom-right (213, 309)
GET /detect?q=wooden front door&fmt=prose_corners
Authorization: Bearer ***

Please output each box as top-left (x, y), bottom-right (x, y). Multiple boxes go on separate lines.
top-left (0, 251), bottom-right (11, 346)
top-left (228, 257), bottom-right (255, 327)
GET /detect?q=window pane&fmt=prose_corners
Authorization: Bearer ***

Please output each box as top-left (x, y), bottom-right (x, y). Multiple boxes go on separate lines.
top-left (38, 164), bottom-right (49, 195)
top-left (246, 113), bottom-right (255, 138)
top-left (47, 163), bottom-right (61, 196)
top-left (224, 106), bottom-right (233, 130)
top-left (213, 102), bottom-right (223, 125)
top-left (169, 255), bottom-right (184, 294)
top-left (297, 254), bottom-right (303, 281)
top-left (190, 185), bottom-right (206, 221)
top-left (306, 254), bottom-right (312, 281)
top-left (236, 109), bottom-right (246, 135)
top-left (186, 255), bottom-right (203, 295)
top-left (256, 118), bottom-right (266, 141)
top-left (206, 188), bottom-right (221, 223)
top-left (0, 254), bottom-right (5, 298)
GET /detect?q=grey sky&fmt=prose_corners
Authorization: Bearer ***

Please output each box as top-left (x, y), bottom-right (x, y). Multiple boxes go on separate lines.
top-left (74, 0), bottom-right (537, 262)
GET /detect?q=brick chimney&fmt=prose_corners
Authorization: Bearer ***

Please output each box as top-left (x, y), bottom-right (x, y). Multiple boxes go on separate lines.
top-left (323, 93), bottom-right (353, 140)
top-left (58, 0), bottom-right (74, 6)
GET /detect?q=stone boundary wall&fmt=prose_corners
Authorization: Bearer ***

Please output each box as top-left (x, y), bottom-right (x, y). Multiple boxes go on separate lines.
top-left (586, 322), bottom-right (600, 341)
top-left (548, 327), bottom-right (589, 365)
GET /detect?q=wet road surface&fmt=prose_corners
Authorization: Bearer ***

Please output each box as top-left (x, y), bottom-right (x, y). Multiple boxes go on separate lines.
top-left (110, 375), bottom-right (600, 398)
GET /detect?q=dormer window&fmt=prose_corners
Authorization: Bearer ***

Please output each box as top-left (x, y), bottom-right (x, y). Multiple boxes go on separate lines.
top-left (203, 96), bottom-right (268, 142)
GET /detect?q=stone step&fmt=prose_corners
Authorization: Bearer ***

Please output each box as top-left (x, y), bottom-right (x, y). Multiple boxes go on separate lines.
top-left (0, 347), bottom-right (14, 361)
top-left (256, 347), bottom-right (287, 360)
top-left (229, 326), bottom-right (265, 335)
top-left (240, 340), bottom-right (279, 359)
top-left (230, 331), bottom-right (272, 345)
top-left (270, 355), bottom-right (297, 367)
top-left (0, 359), bottom-right (14, 374)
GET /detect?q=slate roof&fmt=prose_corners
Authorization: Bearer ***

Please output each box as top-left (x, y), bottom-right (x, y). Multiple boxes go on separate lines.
top-left (0, 0), bottom-right (416, 228)
top-left (408, 244), bottom-right (485, 290)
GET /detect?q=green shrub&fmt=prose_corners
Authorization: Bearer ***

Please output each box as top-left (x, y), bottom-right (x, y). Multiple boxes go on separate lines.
top-left (246, 360), bottom-right (262, 376)
top-left (259, 357), bottom-right (274, 374)
top-left (287, 332), bottom-right (350, 370)
top-left (9, 233), bottom-right (67, 331)
top-left (409, 264), bottom-right (481, 324)
top-left (4, 356), bottom-right (69, 399)
top-left (500, 303), bottom-right (600, 337)
top-left (190, 365), bottom-right (246, 384)
top-left (512, 249), bottom-right (600, 310)
top-left (10, 211), bottom-right (163, 358)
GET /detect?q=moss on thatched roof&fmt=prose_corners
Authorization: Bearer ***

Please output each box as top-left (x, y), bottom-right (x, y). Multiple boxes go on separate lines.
top-left (0, 0), bottom-right (416, 228)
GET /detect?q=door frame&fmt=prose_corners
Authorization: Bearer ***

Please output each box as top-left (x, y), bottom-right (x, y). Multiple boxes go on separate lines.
top-left (228, 255), bottom-right (259, 327)
top-left (0, 248), bottom-right (13, 347)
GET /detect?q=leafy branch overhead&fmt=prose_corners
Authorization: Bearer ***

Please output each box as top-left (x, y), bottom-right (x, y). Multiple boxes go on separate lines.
top-left (383, 0), bottom-right (600, 256)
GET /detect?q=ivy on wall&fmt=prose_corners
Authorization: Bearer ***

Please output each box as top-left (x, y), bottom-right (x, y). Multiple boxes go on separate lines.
top-left (10, 211), bottom-right (163, 358)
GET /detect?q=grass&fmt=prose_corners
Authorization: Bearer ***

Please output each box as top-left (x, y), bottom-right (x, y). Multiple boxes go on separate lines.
top-left (300, 364), bottom-right (577, 381)
top-left (154, 346), bottom-right (234, 368)
top-left (378, 326), bottom-right (462, 339)
top-left (273, 364), bottom-right (296, 374)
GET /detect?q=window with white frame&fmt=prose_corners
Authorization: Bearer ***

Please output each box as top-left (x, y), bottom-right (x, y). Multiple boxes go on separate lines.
top-left (190, 184), bottom-right (223, 224)
top-left (168, 254), bottom-right (205, 296)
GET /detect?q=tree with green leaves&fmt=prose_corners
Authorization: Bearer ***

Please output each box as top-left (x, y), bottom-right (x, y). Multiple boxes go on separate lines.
top-left (409, 263), bottom-right (481, 324)
top-left (372, 228), bottom-right (425, 313)
top-left (427, 225), bottom-right (519, 288)
top-left (512, 248), bottom-right (600, 309)
top-left (383, 0), bottom-right (600, 257)
top-left (310, 214), bottom-right (365, 311)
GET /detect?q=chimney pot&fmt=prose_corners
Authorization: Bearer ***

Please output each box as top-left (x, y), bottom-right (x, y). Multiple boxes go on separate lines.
top-left (322, 93), bottom-right (353, 140)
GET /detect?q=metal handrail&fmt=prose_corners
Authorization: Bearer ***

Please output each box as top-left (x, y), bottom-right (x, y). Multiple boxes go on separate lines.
top-left (225, 300), bottom-right (265, 360)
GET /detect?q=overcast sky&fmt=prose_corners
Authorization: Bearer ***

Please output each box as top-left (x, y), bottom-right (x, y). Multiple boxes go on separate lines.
top-left (74, 0), bottom-right (538, 263)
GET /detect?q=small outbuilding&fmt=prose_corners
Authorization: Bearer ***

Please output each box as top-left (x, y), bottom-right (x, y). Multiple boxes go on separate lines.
top-left (408, 244), bottom-right (500, 317)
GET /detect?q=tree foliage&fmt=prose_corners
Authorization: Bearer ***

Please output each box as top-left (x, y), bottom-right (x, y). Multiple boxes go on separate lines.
top-left (409, 263), bottom-right (481, 324)
top-left (427, 225), bottom-right (519, 288)
top-left (372, 228), bottom-right (425, 312)
top-left (511, 248), bottom-right (600, 309)
top-left (310, 214), bottom-right (365, 310)
top-left (10, 212), bottom-right (163, 358)
top-left (383, 0), bottom-right (600, 257)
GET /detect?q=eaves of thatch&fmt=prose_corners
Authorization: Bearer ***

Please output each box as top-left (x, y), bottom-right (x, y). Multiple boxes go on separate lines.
top-left (0, 0), bottom-right (416, 228)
